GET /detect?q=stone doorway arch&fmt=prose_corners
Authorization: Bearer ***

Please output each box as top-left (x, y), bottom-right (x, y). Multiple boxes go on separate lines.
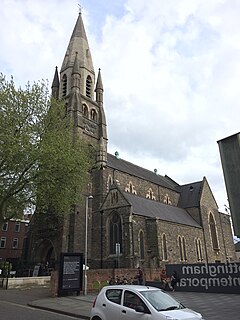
top-left (33, 239), bottom-right (57, 270)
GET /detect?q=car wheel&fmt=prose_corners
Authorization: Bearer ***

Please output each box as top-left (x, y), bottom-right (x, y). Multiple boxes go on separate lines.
top-left (91, 317), bottom-right (102, 320)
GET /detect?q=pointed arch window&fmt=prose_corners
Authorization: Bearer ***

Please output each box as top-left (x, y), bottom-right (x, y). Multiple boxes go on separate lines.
top-left (209, 212), bottom-right (219, 250)
top-left (125, 181), bottom-right (137, 195)
top-left (162, 233), bottom-right (168, 261)
top-left (109, 212), bottom-right (122, 255)
top-left (195, 238), bottom-right (203, 261)
top-left (178, 236), bottom-right (187, 261)
top-left (182, 237), bottom-right (187, 261)
top-left (107, 175), bottom-right (113, 192)
top-left (146, 188), bottom-right (156, 200)
top-left (178, 236), bottom-right (183, 261)
top-left (91, 109), bottom-right (97, 121)
top-left (83, 104), bottom-right (89, 117)
top-left (86, 75), bottom-right (92, 98)
top-left (139, 230), bottom-right (145, 260)
top-left (62, 74), bottom-right (67, 97)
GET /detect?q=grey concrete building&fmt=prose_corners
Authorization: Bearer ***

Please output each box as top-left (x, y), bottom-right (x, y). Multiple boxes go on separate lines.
top-left (27, 13), bottom-right (236, 270)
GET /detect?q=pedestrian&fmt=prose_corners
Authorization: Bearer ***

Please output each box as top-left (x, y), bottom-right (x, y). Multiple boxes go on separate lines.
top-left (160, 268), bottom-right (168, 290)
top-left (170, 271), bottom-right (178, 291)
top-left (136, 267), bottom-right (144, 285)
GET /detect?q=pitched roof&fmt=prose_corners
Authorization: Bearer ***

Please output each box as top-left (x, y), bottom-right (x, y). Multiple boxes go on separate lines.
top-left (123, 192), bottom-right (201, 228)
top-left (107, 153), bottom-right (179, 190)
top-left (235, 241), bottom-right (240, 251)
top-left (176, 181), bottom-right (203, 208)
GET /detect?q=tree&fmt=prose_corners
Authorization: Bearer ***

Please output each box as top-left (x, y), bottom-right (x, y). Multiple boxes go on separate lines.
top-left (0, 74), bottom-right (91, 226)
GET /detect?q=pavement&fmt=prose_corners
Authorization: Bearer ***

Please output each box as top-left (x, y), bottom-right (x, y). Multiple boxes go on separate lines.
top-left (29, 292), bottom-right (95, 319)
top-left (27, 288), bottom-right (240, 320)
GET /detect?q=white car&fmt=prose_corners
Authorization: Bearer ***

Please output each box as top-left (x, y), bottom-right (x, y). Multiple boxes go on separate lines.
top-left (90, 285), bottom-right (204, 320)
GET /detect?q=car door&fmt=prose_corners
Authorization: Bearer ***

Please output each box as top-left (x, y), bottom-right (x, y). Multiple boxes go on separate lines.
top-left (120, 290), bottom-right (152, 320)
top-left (104, 288), bottom-right (123, 320)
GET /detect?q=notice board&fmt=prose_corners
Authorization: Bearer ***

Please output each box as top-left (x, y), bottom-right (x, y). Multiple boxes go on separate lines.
top-left (58, 252), bottom-right (83, 296)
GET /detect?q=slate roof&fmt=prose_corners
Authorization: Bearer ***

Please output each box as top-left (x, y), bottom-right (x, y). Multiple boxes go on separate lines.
top-left (235, 241), bottom-right (240, 251)
top-left (176, 181), bottom-right (203, 208)
top-left (123, 192), bottom-right (201, 228)
top-left (107, 153), bottom-right (179, 190)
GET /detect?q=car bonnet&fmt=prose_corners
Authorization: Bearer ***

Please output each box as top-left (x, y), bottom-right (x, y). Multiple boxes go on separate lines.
top-left (160, 307), bottom-right (202, 320)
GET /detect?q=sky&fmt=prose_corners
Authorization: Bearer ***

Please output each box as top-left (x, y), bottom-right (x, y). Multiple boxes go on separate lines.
top-left (1, 0), bottom-right (240, 230)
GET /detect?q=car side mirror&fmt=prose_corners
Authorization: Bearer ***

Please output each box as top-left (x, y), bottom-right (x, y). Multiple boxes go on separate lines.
top-left (135, 306), bottom-right (145, 313)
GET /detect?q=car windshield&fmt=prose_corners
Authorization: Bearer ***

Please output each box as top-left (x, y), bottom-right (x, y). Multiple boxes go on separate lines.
top-left (140, 289), bottom-right (184, 312)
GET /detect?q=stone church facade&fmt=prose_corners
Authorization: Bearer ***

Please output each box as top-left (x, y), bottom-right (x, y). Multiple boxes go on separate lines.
top-left (26, 13), bottom-right (236, 270)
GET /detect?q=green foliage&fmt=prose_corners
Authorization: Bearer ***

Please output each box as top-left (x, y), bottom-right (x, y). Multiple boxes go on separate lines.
top-left (0, 74), bottom-right (91, 224)
top-left (0, 261), bottom-right (12, 276)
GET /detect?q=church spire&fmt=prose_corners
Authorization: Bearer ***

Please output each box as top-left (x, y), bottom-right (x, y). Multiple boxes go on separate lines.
top-left (57, 12), bottom-right (107, 166)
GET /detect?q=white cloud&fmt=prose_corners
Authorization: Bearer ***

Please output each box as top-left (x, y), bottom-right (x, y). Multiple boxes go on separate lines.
top-left (1, 0), bottom-right (239, 218)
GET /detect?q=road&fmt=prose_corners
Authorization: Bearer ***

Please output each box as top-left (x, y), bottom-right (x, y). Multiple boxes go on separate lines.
top-left (0, 287), bottom-right (78, 320)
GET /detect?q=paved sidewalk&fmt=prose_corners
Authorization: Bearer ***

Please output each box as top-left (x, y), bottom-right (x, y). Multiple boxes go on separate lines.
top-left (29, 293), bottom-right (95, 319)
top-left (28, 289), bottom-right (240, 320)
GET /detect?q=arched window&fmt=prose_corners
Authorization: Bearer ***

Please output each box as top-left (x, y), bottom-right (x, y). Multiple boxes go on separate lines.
top-left (198, 239), bottom-right (203, 260)
top-left (162, 233), bottom-right (168, 261)
top-left (195, 238), bottom-right (199, 261)
top-left (178, 236), bottom-right (183, 261)
top-left (195, 238), bottom-right (203, 261)
top-left (139, 230), bottom-right (144, 260)
top-left (107, 175), bottom-right (113, 192)
top-left (182, 237), bottom-right (187, 261)
top-left (178, 235), bottom-right (187, 261)
top-left (209, 212), bottom-right (219, 250)
top-left (62, 74), bottom-right (67, 97)
top-left (125, 181), bottom-right (137, 194)
top-left (83, 104), bottom-right (89, 117)
top-left (109, 213), bottom-right (122, 255)
top-left (146, 188), bottom-right (156, 200)
top-left (91, 109), bottom-right (97, 121)
top-left (86, 75), bottom-right (92, 98)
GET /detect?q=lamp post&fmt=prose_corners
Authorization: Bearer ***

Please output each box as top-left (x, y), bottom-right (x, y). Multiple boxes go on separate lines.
top-left (84, 195), bottom-right (93, 296)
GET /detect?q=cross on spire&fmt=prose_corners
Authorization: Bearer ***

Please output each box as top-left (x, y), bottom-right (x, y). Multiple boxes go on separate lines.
top-left (78, 3), bottom-right (83, 13)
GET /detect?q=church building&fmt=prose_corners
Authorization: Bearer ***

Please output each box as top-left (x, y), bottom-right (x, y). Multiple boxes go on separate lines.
top-left (27, 13), bottom-right (236, 271)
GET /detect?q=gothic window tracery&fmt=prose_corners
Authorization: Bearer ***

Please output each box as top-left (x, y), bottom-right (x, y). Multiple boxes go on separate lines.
top-left (163, 194), bottom-right (172, 205)
top-left (86, 75), bottom-right (92, 98)
top-left (209, 212), bottom-right (219, 250)
top-left (125, 181), bottom-right (137, 194)
top-left (146, 188), bottom-right (156, 200)
top-left (109, 212), bottom-right (122, 255)
top-left (110, 191), bottom-right (119, 205)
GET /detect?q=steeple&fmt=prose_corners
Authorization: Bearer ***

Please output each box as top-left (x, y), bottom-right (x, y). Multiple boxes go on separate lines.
top-left (59, 13), bottom-right (95, 99)
top-left (57, 12), bottom-right (107, 167)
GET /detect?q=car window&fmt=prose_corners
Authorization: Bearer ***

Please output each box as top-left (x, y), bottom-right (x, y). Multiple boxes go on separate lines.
top-left (106, 289), bottom-right (122, 305)
top-left (123, 290), bottom-right (150, 313)
top-left (140, 289), bottom-right (183, 311)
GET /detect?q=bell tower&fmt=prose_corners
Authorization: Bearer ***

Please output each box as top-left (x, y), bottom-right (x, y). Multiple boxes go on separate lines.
top-left (51, 13), bottom-right (107, 168)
